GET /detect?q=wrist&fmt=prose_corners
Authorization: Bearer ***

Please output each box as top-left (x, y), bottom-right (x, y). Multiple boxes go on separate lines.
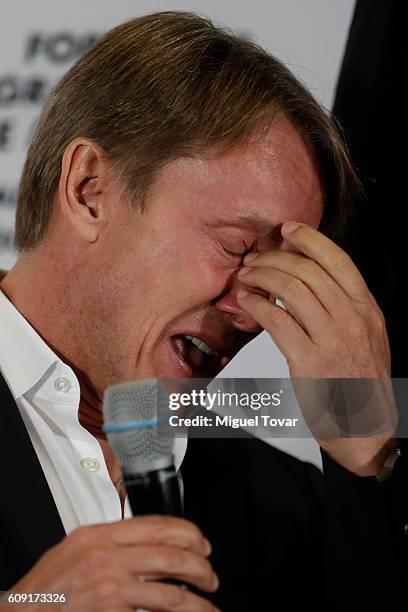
top-left (320, 437), bottom-right (399, 477)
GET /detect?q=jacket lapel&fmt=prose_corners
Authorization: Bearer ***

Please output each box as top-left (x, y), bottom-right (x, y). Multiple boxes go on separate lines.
top-left (0, 371), bottom-right (65, 577)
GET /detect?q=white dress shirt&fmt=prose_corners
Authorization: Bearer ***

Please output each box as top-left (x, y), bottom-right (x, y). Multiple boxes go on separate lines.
top-left (0, 289), bottom-right (187, 535)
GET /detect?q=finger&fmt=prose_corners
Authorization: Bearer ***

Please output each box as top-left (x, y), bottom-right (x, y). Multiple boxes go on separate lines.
top-left (118, 545), bottom-right (218, 592)
top-left (242, 250), bottom-right (351, 317)
top-left (121, 580), bottom-right (220, 611)
top-left (278, 222), bottom-right (373, 304)
top-left (238, 266), bottom-right (330, 341)
top-left (236, 290), bottom-right (313, 361)
top-left (101, 516), bottom-right (211, 556)
top-left (70, 597), bottom-right (133, 612)
top-left (67, 582), bottom-right (134, 612)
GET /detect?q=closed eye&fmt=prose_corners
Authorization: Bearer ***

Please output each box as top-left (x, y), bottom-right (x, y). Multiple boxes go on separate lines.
top-left (223, 248), bottom-right (247, 257)
top-left (223, 244), bottom-right (253, 259)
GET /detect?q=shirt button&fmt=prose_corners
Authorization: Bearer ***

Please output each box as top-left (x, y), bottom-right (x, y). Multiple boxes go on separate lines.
top-left (80, 457), bottom-right (100, 472)
top-left (54, 377), bottom-right (72, 393)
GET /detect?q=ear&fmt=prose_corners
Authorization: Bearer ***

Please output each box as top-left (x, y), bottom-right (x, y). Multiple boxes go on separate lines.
top-left (58, 138), bottom-right (113, 243)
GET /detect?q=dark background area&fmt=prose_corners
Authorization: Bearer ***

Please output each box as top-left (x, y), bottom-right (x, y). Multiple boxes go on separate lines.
top-left (334, 0), bottom-right (407, 377)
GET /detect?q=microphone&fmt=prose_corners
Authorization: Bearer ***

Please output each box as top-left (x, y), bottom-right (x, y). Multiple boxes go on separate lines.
top-left (103, 379), bottom-right (182, 517)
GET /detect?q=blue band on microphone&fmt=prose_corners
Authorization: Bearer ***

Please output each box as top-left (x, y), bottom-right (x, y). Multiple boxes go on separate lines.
top-left (103, 418), bottom-right (159, 433)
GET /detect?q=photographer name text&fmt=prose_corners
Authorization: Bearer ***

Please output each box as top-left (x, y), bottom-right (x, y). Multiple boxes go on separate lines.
top-left (168, 414), bottom-right (299, 428)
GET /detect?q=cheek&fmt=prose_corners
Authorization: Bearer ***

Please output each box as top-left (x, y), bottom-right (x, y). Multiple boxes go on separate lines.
top-left (303, 199), bottom-right (324, 228)
top-left (170, 251), bottom-right (231, 305)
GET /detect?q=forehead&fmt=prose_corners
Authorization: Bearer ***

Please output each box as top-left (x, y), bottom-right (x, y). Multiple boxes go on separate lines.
top-left (148, 113), bottom-right (324, 231)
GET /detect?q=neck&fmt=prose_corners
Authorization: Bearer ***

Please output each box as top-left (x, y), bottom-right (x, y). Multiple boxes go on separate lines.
top-left (1, 255), bottom-right (126, 497)
top-left (55, 348), bottom-right (106, 438)
top-left (1, 249), bottom-right (104, 396)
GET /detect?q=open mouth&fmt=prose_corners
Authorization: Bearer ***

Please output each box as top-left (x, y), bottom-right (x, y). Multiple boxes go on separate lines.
top-left (170, 333), bottom-right (231, 377)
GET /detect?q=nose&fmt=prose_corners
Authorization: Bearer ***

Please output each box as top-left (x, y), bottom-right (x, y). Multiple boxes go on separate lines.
top-left (215, 273), bottom-right (263, 333)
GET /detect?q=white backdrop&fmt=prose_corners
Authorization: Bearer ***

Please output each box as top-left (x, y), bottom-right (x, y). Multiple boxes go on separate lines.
top-left (0, 0), bottom-right (357, 466)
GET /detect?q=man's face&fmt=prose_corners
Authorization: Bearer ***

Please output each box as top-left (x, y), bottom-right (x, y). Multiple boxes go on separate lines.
top-left (91, 114), bottom-right (324, 387)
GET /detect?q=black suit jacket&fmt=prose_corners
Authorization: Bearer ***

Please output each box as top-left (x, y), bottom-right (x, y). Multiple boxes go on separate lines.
top-left (0, 371), bottom-right (407, 611)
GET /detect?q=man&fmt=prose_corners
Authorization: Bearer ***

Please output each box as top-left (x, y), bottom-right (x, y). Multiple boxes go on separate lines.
top-left (0, 11), bottom-right (406, 611)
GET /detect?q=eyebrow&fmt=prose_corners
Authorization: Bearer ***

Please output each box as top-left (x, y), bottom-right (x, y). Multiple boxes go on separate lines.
top-left (208, 214), bottom-right (281, 238)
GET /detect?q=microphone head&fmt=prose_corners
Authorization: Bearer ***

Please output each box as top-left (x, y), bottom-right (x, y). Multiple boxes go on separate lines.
top-left (103, 379), bottom-right (174, 473)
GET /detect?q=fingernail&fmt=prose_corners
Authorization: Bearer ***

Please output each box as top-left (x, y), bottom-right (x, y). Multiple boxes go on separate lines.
top-left (237, 266), bottom-right (250, 276)
top-left (236, 289), bottom-right (249, 299)
top-left (244, 252), bottom-right (258, 262)
top-left (282, 221), bottom-right (301, 233)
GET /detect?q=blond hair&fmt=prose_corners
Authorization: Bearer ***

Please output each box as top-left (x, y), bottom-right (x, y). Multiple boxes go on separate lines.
top-left (15, 11), bottom-right (358, 250)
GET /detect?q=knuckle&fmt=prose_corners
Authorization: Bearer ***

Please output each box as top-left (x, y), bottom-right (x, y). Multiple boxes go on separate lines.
top-left (295, 258), bottom-right (319, 278)
top-left (366, 305), bottom-right (386, 329)
top-left (83, 547), bottom-right (112, 572)
top-left (149, 515), bottom-right (203, 545)
top-left (145, 514), bottom-right (173, 533)
top-left (93, 579), bottom-right (120, 600)
top-left (68, 525), bottom-right (94, 549)
top-left (183, 520), bottom-right (204, 543)
top-left (163, 546), bottom-right (188, 573)
top-left (92, 581), bottom-right (125, 610)
top-left (332, 252), bottom-right (353, 273)
top-left (162, 584), bottom-right (186, 608)
top-left (348, 313), bottom-right (369, 337)
top-left (268, 304), bottom-right (291, 328)
top-left (137, 514), bottom-right (173, 541)
top-left (284, 278), bottom-right (304, 301)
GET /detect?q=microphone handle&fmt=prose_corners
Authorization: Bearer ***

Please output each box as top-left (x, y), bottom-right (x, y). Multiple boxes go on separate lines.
top-left (124, 465), bottom-right (186, 590)
top-left (124, 465), bottom-right (182, 516)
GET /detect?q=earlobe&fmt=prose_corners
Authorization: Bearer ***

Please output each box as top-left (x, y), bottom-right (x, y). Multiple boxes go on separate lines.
top-left (59, 138), bottom-right (109, 243)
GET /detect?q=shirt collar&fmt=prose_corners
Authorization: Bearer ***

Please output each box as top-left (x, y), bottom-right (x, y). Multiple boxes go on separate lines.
top-left (0, 289), bottom-right (58, 399)
top-left (0, 288), bottom-right (188, 471)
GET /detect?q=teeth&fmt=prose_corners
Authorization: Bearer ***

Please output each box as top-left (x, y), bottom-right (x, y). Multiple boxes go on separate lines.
top-left (185, 335), bottom-right (217, 356)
